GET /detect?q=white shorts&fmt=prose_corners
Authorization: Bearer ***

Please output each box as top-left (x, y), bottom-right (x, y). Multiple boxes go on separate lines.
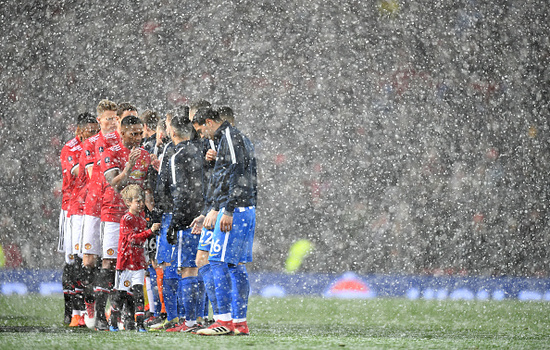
top-left (82, 215), bottom-right (101, 256)
top-left (58, 209), bottom-right (66, 253)
top-left (101, 221), bottom-right (120, 259)
top-left (63, 212), bottom-right (74, 264)
top-left (115, 269), bottom-right (145, 292)
top-left (70, 215), bottom-right (84, 258)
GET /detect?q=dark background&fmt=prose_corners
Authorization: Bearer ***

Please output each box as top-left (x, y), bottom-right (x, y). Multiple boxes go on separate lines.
top-left (0, 1), bottom-right (549, 276)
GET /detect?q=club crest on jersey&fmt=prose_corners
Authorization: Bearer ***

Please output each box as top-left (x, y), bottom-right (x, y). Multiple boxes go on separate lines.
top-left (74, 244), bottom-right (79, 251)
top-left (85, 243), bottom-right (92, 250)
top-left (129, 169), bottom-right (145, 179)
top-left (107, 248), bottom-right (115, 256)
top-left (124, 280), bottom-right (131, 288)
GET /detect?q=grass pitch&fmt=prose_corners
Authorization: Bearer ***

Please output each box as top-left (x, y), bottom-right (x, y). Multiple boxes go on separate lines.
top-left (1, 295), bottom-right (549, 349)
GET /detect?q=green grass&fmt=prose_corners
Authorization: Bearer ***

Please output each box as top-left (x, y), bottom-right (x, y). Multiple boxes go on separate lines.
top-left (1, 295), bottom-right (550, 349)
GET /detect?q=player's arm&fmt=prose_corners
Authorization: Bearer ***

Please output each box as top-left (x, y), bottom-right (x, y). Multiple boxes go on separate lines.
top-left (105, 148), bottom-right (140, 192)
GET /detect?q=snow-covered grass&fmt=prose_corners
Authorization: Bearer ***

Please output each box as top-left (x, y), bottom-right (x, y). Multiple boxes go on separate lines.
top-left (1, 295), bottom-right (549, 349)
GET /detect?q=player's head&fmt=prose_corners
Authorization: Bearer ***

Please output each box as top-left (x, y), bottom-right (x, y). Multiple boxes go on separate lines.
top-left (171, 115), bottom-right (195, 141)
top-left (120, 115), bottom-right (144, 149)
top-left (96, 99), bottom-right (118, 134)
top-left (117, 102), bottom-right (138, 119)
top-left (217, 106), bottom-right (235, 126)
top-left (189, 99), bottom-right (211, 121)
top-left (76, 112), bottom-right (100, 140)
top-left (192, 107), bottom-right (222, 140)
top-left (121, 184), bottom-right (145, 211)
top-left (140, 110), bottom-right (160, 136)
top-left (166, 106), bottom-right (189, 141)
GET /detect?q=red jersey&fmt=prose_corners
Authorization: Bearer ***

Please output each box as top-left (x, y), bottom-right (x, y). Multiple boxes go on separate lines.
top-left (116, 211), bottom-right (154, 270)
top-left (60, 136), bottom-right (81, 211)
top-left (84, 131), bottom-right (121, 217)
top-left (101, 144), bottom-right (151, 223)
top-left (67, 136), bottom-right (96, 216)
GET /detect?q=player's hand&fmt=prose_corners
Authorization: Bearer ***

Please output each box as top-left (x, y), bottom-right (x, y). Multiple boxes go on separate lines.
top-left (150, 154), bottom-right (160, 171)
top-left (190, 215), bottom-right (205, 235)
top-left (204, 210), bottom-right (218, 230)
top-left (205, 149), bottom-right (217, 162)
top-left (167, 227), bottom-right (177, 245)
top-left (151, 223), bottom-right (161, 234)
top-left (127, 147), bottom-right (140, 169)
top-left (220, 213), bottom-right (233, 232)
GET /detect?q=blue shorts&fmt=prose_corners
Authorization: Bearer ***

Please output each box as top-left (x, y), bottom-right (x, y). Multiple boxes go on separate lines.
top-left (155, 213), bottom-right (173, 264)
top-left (198, 227), bottom-right (214, 252)
top-left (208, 206), bottom-right (256, 265)
top-left (177, 228), bottom-right (199, 268)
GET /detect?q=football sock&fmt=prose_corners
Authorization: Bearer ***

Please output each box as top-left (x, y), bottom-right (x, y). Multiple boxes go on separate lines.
top-left (198, 264), bottom-right (219, 316)
top-left (179, 276), bottom-right (198, 324)
top-left (62, 263), bottom-right (74, 320)
top-left (163, 278), bottom-right (179, 321)
top-left (196, 274), bottom-right (206, 319)
top-left (229, 263), bottom-right (250, 320)
top-left (209, 261), bottom-right (232, 317)
top-left (131, 285), bottom-right (145, 327)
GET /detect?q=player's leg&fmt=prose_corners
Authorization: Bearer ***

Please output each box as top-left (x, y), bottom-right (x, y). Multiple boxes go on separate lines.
top-left (169, 228), bottom-right (200, 332)
top-left (196, 211), bottom-right (237, 336)
top-left (95, 221), bottom-right (119, 331)
top-left (131, 282), bottom-right (147, 332)
top-left (59, 209), bottom-right (73, 325)
top-left (71, 215), bottom-right (86, 327)
top-left (81, 214), bottom-right (101, 328)
top-left (230, 207), bottom-right (255, 335)
top-left (196, 228), bottom-right (219, 323)
top-left (108, 271), bottom-right (125, 332)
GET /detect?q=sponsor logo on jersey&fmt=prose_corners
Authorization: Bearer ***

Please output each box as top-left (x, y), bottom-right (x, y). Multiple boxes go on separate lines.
top-left (107, 248), bottom-right (115, 256)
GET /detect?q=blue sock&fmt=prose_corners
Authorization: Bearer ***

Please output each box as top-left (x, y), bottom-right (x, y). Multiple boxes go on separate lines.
top-left (176, 276), bottom-right (185, 319)
top-left (209, 261), bottom-right (232, 316)
top-left (179, 276), bottom-right (198, 322)
top-left (148, 266), bottom-right (161, 317)
top-left (163, 278), bottom-right (179, 321)
top-left (196, 274), bottom-right (206, 319)
top-left (198, 264), bottom-right (219, 315)
top-left (229, 264), bottom-right (250, 320)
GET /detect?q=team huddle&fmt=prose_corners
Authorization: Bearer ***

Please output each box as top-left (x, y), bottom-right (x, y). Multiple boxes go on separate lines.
top-left (58, 99), bottom-right (257, 335)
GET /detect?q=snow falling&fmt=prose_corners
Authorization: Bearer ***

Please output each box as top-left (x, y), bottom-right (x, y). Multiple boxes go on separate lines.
top-left (0, 1), bottom-right (549, 277)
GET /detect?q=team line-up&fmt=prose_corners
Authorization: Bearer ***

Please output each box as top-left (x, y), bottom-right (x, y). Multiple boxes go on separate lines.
top-left (59, 99), bottom-right (257, 335)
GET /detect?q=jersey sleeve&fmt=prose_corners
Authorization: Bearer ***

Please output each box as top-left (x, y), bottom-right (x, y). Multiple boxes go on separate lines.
top-left (101, 147), bottom-right (121, 177)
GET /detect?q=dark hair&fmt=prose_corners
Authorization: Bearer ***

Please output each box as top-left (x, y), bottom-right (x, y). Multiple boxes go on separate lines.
top-left (173, 105), bottom-right (190, 120)
top-left (117, 102), bottom-right (138, 117)
top-left (76, 112), bottom-right (97, 126)
top-left (217, 106), bottom-right (235, 125)
top-left (171, 115), bottom-right (194, 138)
top-left (140, 110), bottom-right (160, 129)
top-left (192, 107), bottom-right (221, 126)
top-left (121, 115), bottom-right (143, 126)
top-left (190, 99), bottom-right (211, 111)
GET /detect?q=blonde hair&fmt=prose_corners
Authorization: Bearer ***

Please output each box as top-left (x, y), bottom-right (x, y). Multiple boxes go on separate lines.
top-left (121, 184), bottom-right (144, 207)
top-left (96, 99), bottom-right (118, 116)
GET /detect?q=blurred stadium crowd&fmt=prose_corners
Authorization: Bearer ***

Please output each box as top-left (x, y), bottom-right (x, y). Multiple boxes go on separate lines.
top-left (0, 1), bottom-right (549, 276)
